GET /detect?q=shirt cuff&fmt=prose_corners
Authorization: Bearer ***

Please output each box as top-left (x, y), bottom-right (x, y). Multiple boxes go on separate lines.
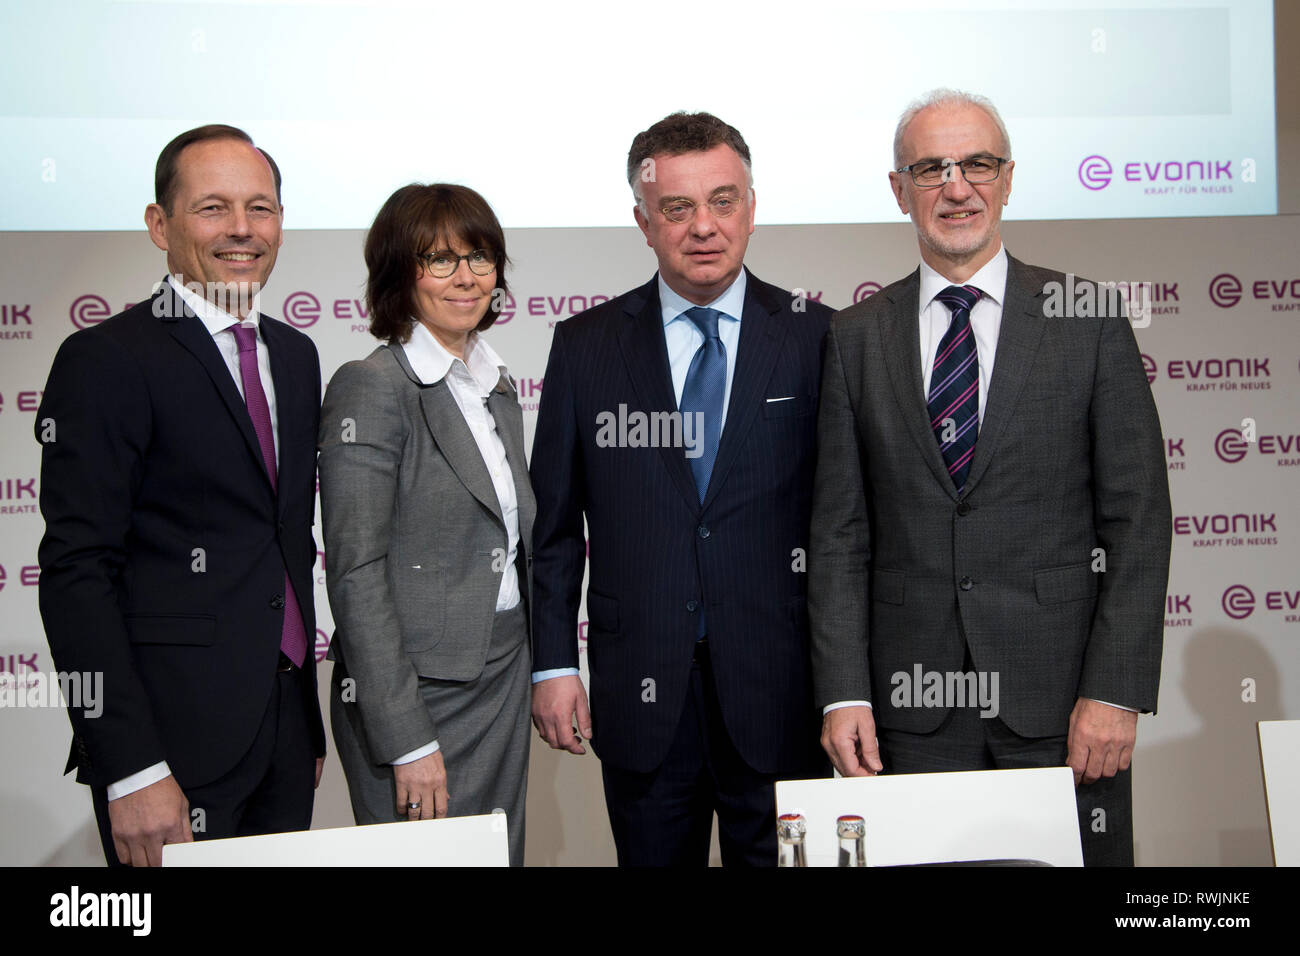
top-left (1087, 698), bottom-right (1139, 713)
top-left (823, 700), bottom-right (873, 715)
top-left (532, 667), bottom-right (580, 684)
top-left (107, 762), bottom-right (172, 801)
top-left (391, 741), bottom-right (440, 765)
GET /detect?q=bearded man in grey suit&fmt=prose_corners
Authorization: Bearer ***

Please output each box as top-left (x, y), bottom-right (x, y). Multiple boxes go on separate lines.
top-left (809, 89), bottom-right (1171, 866)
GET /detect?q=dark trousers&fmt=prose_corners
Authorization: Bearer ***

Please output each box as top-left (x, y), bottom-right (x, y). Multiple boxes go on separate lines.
top-left (876, 695), bottom-right (1134, 867)
top-left (600, 640), bottom-right (821, 867)
top-left (92, 664), bottom-right (316, 866)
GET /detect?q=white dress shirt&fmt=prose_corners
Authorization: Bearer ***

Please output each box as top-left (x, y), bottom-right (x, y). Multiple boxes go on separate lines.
top-left (530, 270), bottom-right (748, 685)
top-left (391, 322), bottom-right (522, 765)
top-left (109, 276), bottom-right (281, 801)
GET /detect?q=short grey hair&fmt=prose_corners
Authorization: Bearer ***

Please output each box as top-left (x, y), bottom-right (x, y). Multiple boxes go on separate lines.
top-left (892, 88), bottom-right (1012, 169)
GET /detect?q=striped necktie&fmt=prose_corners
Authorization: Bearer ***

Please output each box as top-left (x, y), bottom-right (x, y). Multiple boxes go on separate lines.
top-left (927, 285), bottom-right (981, 494)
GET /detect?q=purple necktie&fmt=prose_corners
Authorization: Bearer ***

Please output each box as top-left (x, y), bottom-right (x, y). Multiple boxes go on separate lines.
top-left (927, 285), bottom-right (982, 493)
top-left (233, 324), bottom-right (307, 667)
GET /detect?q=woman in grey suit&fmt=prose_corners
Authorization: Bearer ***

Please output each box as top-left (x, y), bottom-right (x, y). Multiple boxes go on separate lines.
top-left (318, 183), bottom-right (534, 865)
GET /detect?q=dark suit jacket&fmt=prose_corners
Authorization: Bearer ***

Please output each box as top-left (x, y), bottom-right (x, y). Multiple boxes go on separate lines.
top-left (530, 269), bottom-right (832, 775)
top-left (36, 281), bottom-right (326, 790)
top-left (809, 254), bottom-right (1172, 738)
top-left (318, 340), bottom-right (536, 763)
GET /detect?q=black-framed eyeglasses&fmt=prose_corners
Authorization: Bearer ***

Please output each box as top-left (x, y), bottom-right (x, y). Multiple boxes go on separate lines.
top-left (416, 249), bottom-right (497, 278)
top-left (896, 155), bottom-right (1009, 188)
top-left (658, 191), bottom-right (749, 223)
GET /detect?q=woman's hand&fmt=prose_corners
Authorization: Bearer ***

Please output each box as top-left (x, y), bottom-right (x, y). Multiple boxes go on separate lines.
top-left (393, 751), bottom-right (449, 821)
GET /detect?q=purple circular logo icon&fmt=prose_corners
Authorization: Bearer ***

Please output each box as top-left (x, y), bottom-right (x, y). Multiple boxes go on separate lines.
top-left (282, 291), bottom-right (321, 328)
top-left (1221, 584), bottom-right (1255, 620)
top-left (1140, 353), bottom-right (1157, 385)
top-left (314, 628), bottom-right (331, 663)
top-left (1208, 273), bottom-right (1242, 309)
top-left (853, 281), bottom-right (882, 303)
top-left (1214, 428), bottom-right (1248, 464)
top-left (70, 294), bottom-right (111, 329)
top-left (1078, 155), bottom-right (1112, 190)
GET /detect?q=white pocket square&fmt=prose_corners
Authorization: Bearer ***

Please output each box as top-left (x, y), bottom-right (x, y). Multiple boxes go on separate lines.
top-left (766, 396), bottom-right (795, 403)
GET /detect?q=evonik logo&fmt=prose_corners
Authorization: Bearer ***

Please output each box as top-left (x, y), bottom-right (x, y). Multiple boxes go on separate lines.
top-left (1214, 427), bottom-right (1300, 464)
top-left (1221, 583), bottom-right (1300, 622)
top-left (1208, 273), bottom-right (1300, 311)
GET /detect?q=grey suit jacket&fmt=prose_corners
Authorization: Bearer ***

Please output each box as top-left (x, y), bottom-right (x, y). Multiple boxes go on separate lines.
top-left (318, 340), bottom-right (535, 763)
top-left (808, 254), bottom-right (1172, 738)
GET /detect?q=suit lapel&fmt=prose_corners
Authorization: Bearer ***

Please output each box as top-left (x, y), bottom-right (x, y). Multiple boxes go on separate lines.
top-left (881, 269), bottom-right (957, 496)
top-left (262, 317), bottom-right (303, 516)
top-left (962, 255), bottom-right (1045, 496)
top-left (159, 282), bottom-right (275, 494)
top-left (390, 342), bottom-right (505, 526)
top-left (616, 278), bottom-right (701, 514)
top-left (489, 380), bottom-right (535, 548)
top-left (700, 271), bottom-right (784, 511)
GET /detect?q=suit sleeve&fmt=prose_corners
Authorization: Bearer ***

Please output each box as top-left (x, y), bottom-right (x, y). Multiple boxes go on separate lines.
top-left (35, 329), bottom-right (168, 786)
top-left (528, 323), bottom-right (587, 673)
top-left (1078, 312), bottom-right (1172, 712)
top-left (808, 321), bottom-right (875, 709)
top-left (318, 361), bottom-right (437, 762)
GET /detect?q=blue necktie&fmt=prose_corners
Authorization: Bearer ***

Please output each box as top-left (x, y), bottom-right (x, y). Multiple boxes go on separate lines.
top-left (679, 307), bottom-right (726, 502)
top-left (927, 285), bottom-right (981, 493)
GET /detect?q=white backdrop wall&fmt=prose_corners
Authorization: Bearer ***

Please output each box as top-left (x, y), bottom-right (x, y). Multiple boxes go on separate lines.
top-left (0, 213), bottom-right (1296, 866)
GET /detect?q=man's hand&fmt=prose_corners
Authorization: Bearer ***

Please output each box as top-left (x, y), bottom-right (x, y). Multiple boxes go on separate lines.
top-left (314, 757), bottom-right (325, 789)
top-left (393, 751), bottom-right (449, 821)
top-left (1066, 697), bottom-right (1138, 785)
top-left (107, 774), bottom-right (192, 867)
top-left (820, 705), bottom-right (884, 777)
top-left (531, 675), bottom-right (591, 755)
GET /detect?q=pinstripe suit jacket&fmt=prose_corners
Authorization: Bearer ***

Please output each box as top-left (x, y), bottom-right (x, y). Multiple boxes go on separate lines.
top-left (530, 269), bottom-right (832, 774)
top-left (808, 255), bottom-right (1172, 737)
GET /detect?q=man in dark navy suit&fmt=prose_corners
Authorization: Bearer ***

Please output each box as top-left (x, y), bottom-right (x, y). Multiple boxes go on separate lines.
top-left (530, 112), bottom-right (830, 866)
top-left (36, 125), bottom-right (325, 866)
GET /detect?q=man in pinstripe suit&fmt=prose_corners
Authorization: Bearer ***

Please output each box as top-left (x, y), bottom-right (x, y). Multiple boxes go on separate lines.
top-left (530, 112), bottom-right (831, 866)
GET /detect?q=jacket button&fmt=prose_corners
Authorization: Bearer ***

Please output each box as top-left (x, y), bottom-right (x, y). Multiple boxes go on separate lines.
top-left (270, 595), bottom-right (286, 609)
top-left (686, 600), bottom-right (699, 612)
top-left (697, 525), bottom-right (710, 539)
top-left (959, 576), bottom-right (974, 591)
top-left (956, 502), bottom-right (971, 516)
